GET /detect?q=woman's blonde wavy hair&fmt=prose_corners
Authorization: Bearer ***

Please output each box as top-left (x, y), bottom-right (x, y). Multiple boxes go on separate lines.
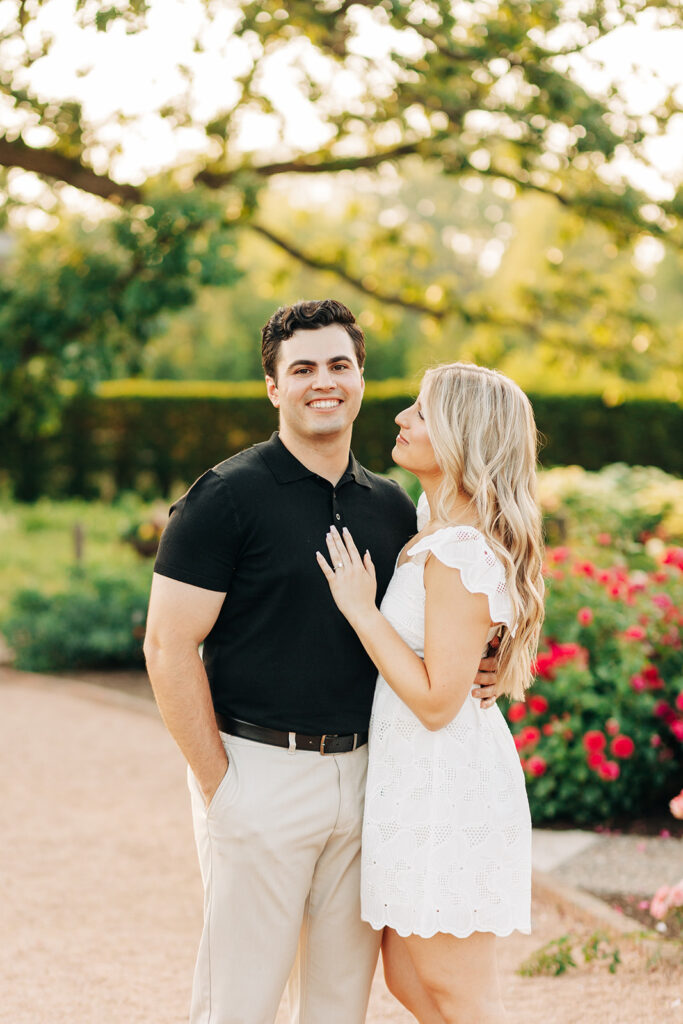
top-left (421, 362), bottom-right (545, 700)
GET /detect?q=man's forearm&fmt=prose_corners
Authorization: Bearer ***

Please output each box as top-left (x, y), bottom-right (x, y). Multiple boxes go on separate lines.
top-left (145, 641), bottom-right (227, 803)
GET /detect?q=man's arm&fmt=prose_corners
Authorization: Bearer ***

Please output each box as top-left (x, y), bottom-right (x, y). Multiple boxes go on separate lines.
top-left (144, 572), bottom-right (228, 806)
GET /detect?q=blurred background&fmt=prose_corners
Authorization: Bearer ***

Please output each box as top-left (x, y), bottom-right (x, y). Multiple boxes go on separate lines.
top-left (0, 1), bottom-right (682, 885)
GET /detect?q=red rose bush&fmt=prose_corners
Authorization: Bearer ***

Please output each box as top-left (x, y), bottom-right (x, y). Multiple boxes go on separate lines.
top-left (505, 545), bottom-right (683, 824)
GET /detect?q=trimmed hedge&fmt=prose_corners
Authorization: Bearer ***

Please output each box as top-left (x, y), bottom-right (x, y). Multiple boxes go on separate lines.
top-left (3, 380), bottom-right (681, 500)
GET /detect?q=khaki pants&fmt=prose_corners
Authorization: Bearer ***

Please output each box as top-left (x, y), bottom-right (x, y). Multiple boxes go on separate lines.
top-left (188, 732), bottom-right (381, 1024)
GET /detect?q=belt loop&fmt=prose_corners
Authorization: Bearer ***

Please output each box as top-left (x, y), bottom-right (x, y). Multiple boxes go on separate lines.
top-left (352, 732), bottom-right (358, 751)
top-left (288, 731), bottom-right (296, 754)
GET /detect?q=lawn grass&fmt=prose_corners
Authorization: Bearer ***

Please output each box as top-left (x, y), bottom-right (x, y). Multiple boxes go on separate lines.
top-left (0, 496), bottom-right (162, 619)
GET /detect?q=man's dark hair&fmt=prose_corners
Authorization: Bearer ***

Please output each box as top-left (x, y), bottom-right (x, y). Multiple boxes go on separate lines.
top-left (261, 299), bottom-right (366, 381)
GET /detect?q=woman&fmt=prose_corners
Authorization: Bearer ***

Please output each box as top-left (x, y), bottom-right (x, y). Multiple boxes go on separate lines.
top-left (316, 362), bottom-right (544, 1023)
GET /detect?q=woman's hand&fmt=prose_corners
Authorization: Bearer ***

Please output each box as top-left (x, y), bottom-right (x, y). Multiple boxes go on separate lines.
top-left (316, 525), bottom-right (377, 627)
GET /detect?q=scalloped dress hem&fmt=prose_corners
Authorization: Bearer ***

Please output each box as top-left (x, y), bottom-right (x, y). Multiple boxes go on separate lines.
top-left (361, 915), bottom-right (532, 939)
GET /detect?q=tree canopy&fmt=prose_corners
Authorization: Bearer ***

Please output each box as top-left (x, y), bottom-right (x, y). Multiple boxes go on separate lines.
top-left (1, 0), bottom-right (682, 434)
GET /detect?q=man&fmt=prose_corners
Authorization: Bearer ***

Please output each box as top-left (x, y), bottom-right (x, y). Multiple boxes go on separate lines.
top-left (144, 299), bottom-right (497, 1024)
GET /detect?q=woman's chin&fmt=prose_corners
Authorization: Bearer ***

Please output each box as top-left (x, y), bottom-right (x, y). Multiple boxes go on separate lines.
top-left (391, 445), bottom-right (406, 467)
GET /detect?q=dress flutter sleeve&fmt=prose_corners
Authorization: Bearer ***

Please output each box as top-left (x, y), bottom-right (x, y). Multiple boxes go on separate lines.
top-left (407, 527), bottom-right (516, 636)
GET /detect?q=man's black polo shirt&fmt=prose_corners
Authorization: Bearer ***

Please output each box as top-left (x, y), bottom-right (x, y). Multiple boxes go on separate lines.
top-left (154, 433), bottom-right (417, 734)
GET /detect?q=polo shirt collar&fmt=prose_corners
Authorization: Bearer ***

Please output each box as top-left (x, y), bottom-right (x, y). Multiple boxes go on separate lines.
top-left (260, 432), bottom-right (372, 488)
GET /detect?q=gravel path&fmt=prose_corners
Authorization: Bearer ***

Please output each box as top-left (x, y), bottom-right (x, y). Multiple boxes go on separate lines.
top-left (1, 671), bottom-right (681, 1024)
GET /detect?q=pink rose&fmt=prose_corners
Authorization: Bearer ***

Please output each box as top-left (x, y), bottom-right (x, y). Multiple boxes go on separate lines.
top-left (650, 885), bottom-right (671, 921)
top-left (577, 607), bottom-right (594, 626)
top-left (669, 791), bottom-right (683, 819)
top-left (623, 625), bottom-right (646, 641)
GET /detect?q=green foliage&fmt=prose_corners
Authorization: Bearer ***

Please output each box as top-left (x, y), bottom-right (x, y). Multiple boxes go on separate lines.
top-left (539, 465), bottom-right (683, 559)
top-left (581, 932), bottom-right (622, 974)
top-left (518, 935), bottom-right (578, 977)
top-left (518, 933), bottom-right (622, 977)
top-left (1, 0), bottom-right (682, 443)
top-left (3, 566), bottom-right (151, 671)
top-left (0, 495), bottom-right (159, 619)
top-left (0, 193), bottom-right (241, 438)
top-left (1, 381), bottom-right (680, 500)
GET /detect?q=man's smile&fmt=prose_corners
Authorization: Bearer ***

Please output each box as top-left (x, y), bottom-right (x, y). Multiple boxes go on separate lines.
top-left (307, 399), bottom-right (343, 409)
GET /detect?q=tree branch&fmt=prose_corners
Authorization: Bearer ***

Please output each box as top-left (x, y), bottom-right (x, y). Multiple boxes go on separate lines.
top-left (248, 221), bottom-right (545, 338)
top-left (249, 221), bottom-right (449, 317)
top-left (196, 141), bottom-right (423, 187)
top-left (0, 136), bottom-right (141, 202)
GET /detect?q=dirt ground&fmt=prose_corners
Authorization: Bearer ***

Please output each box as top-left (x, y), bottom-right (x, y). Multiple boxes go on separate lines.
top-left (1, 673), bottom-right (681, 1024)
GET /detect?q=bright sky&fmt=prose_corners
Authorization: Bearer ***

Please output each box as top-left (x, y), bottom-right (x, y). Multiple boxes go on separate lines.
top-left (2, 0), bottom-right (682, 208)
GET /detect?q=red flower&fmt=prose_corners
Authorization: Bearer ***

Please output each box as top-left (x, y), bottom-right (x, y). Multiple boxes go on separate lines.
top-left (655, 701), bottom-right (676, 724)
top-left (527, 755), bottom-right (547, 777)
top-left (521, 726), bottom-right (541, 746)
top-left (650, 734), bottom-right (661, 748)
top-left (577, 607), bottom-right (594, 626)
top-left (642, 665), bottom-right (664, 689)
top-left (514, 733), bottom-right (527, 751)
top-left (573, 560), bottom-right (596, 578)
top-left (587, 751), bottom-right (606, 769)
top-left (508, 703), bottom-right (526, 723)
top-left (597, 761), bottom-right (620, 781)
top-left (630, 674), bottom-right (646, 692)
top-left (583, 730), bottom-right (606, 753)
top-left (652, 593), bottom-right (673, 611)
top-left (597, 533), bottom-right (612, 546)
top-left (662, 547), bottom-right (683, 569)
top-left (623, 625), bottom-right (646, 641)
top-left (676, 692), bottom-right (683, 712)
top-left (611, 735), bottom-right (635, 759)
top-left (671, 721), bottom-right (683, 741)
top-left (597, 570), bottom-right (611, 584)
top-left (550, 546), bottom-right (570, 564)
top-left (542, 723), bottom-right (554, 736)
top-left (528, 695), bottom-right (549, 714)
top-left (605, 718), bottom-right (620, 736)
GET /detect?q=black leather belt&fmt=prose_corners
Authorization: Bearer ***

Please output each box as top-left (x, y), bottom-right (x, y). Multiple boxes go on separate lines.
top-left (215, 712), bottom-right (368, 755)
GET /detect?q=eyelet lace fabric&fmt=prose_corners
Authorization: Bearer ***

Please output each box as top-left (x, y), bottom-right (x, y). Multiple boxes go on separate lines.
top-left (360, 520), bottom-right (532, 939)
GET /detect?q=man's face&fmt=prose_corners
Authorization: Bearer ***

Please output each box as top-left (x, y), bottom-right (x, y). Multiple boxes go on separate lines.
top-left (266, 324), bottom-right (365, 444)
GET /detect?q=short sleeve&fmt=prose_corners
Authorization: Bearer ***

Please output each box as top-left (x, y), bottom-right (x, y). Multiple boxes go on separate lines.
top-left (407, 527), bottom-right (516, 635)
top-left (416, 491), bottom-right (430, 530)
top-left (153, 469), bottom-right (239, 592)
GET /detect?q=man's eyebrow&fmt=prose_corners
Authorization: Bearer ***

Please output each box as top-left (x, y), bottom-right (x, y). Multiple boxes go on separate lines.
top-left (285, 355), bottom-right (353, 370)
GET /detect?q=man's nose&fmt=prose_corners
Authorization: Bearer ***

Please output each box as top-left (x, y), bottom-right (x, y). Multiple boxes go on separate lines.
top-left (313, 368), bottom-right (335, 389)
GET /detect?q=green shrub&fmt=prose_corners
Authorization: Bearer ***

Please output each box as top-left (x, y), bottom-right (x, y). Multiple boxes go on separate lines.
top-left (2, 380), bottom-right (681, 499)
top-left (3, 567), bottom-right (151, 671)
top-left (539, 464), bottom-right (683, 558)
top-left (508, 545), bottom-right (683, 825)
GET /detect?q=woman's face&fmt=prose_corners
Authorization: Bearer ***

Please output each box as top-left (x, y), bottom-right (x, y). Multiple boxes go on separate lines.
top-left (392, 392), bottom-right (441, 479)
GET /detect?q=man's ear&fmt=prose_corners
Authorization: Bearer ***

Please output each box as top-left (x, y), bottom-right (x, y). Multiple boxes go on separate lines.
top-left (265, 375), bottom-right (280, 408)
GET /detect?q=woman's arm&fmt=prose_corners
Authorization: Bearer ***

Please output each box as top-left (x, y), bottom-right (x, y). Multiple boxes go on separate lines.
top-left (317, 526), bottom-right (492, 730)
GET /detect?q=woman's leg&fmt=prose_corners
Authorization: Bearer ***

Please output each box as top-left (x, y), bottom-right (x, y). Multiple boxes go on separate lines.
top-left (401, 930), bottom-right (507, 1024)
top-left (381, 928), bottom-right (446, 1024)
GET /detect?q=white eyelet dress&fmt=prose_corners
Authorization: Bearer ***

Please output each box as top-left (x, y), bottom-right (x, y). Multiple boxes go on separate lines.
top-left (360, 500), bottom-right (532, 939)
